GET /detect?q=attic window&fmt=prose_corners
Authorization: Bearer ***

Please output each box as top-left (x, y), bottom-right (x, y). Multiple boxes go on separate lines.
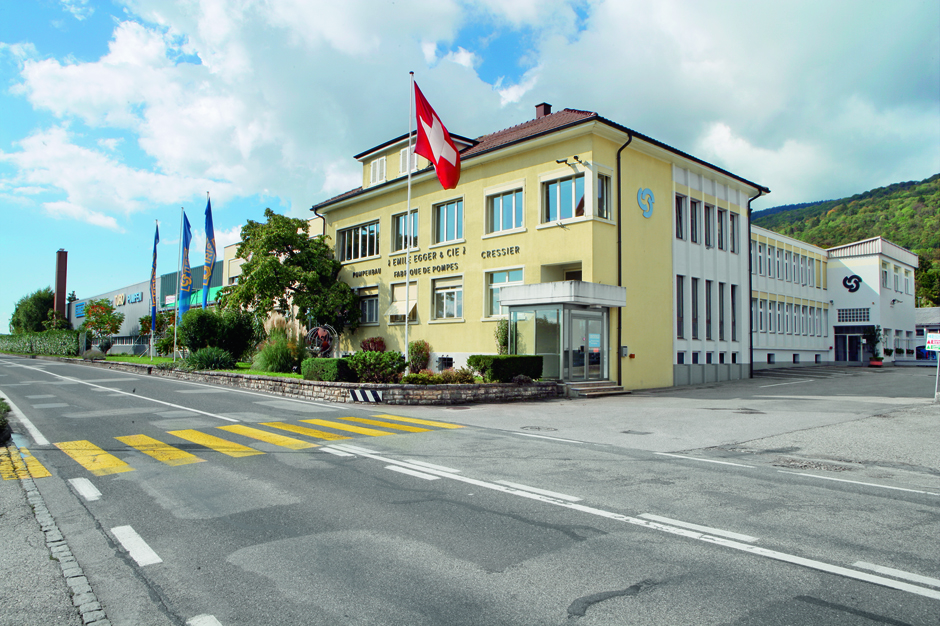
top-left (370, 157), bottom-right (386, 185)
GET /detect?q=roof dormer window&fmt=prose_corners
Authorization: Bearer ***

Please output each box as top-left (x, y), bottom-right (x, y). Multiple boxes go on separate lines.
top-left (370, 157), bottom-right (386, 185)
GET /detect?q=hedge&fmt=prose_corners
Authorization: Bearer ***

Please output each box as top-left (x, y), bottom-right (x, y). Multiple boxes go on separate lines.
top-left (0, 331), bottom-right (82, 356)
top-left (467, 354), bottom-right (543, 383)
top-left (301, 357), bottom-right (356, 382)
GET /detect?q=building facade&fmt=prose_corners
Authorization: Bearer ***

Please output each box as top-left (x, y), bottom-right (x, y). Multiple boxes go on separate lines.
top-left (299, 104), bottom-right (768, 390)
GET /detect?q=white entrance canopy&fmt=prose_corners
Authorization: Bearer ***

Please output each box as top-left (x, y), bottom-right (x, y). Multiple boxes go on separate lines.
top-left (499, 281), bottom-right (626, 308)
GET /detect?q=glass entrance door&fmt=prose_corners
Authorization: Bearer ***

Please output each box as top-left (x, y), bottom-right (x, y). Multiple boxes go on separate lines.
top-left (835, 335), bottom-right (862, 362)
top-left (569, 312), bottom-right (605, 380)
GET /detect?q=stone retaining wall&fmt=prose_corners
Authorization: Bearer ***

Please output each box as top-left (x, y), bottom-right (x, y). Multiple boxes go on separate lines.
top-left (26, 356), bottom-right (561, 405)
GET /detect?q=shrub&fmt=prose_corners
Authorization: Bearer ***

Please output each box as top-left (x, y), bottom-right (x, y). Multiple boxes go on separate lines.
top-left (439, 367), bottom-right (475, 384)
top-left (216, 309), bottom-right (256, 361)
top-left (187, 347), bottom-right (236, 371)
top-left (495, 318), bottom-right (509, 355)
top-left (155, 335), bottom-right (176, 357)
top-left (347, 350), bottom-right (406, 383)
top-left (401, 372), bottom-right (442, 385)
top-left (178, 308), bottom-right (220, 352)
top-left (360, 336), bottom-right (386, 352)
top-left (408, 339), bottom-right (431, 373)
top-left (511, 374), bottom-right (533, 385)
top-left (252, 326), bottom-right (308, 373)
top-left (468, 354), bottom-right (542, 382)
top-left (301, 357), bottom-right (356, 382)
top-left (82, 348), bottom-right (106, 361)
top-left (98, 337), bottom-right (113, 354)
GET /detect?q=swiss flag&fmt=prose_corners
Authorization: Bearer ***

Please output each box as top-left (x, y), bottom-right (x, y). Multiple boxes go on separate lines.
top-left (413, 82), bottom-right (461, 189)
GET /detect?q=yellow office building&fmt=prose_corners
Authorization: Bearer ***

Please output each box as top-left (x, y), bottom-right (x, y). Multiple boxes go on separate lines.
top-left (305, 104), bottom-right (768, 391)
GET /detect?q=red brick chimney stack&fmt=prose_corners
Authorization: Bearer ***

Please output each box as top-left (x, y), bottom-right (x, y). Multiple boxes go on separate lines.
top-left (54, 249), bottom-right (67, 317)
top-left (535, 103), bottom-right (552, 119)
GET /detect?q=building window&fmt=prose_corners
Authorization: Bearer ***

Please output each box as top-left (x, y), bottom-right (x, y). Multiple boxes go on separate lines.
top-left (392, 210), bottom-right (418, 252)
top-left (768, 299), bottom-right (774, 333)
top-left (731, 285), bottom-right (738, 341)
top-left (777, 302), bottom-right (783, 334)
top-left (767, 353), bottom-right (776, 364)
top-left (706, 352), bottom-right (713, 364)
top-left (692, 351), bottom-right (700, 364)
top-left (717, 209), bottom-right (726, 250)
top-left (388, 282), bottom-right (417, 323)
top-left (358, 287), bottom-right (379, 324)
top-left (677, 351), bottom-right (685, 365)
top-left (837, 308), bottom-right (870, 323)
top-left (882, 262), bottom-right (889, 288)
top-left (691, 277), bottom-right (700, 340)
top-left (767, 246), bottom-right (774, 278)
top-left (801, 306), bottom-right (809, 335)
top-left (808, 307), bottom-right (815, 336)
top-left (784, 251), bottom-right (791, 281)
top-left (487, 188), bottom-right (523, 234)
top-left (785, 303), bottom-right (791, 334)
top-left (704, 205), bottom-right (714, 247)
top-left (434, 199), bottom-right (463, 244)
top-left (905, 270), bottom-right (912, 294)
top-left (732, 351), bottom-right (738, 364)
top-left (894, 266), bottom-right (901, 292)
top-left (824, 309), bottom-right (829, 336)
top-left (809, 258), bottom-right (815, 287)
top-left (370, 157), bottom-right (386, 185)
top-left (543, 173), bottom-right (584, 222)
top-left (757, 244), bottom-right (764, 275)
top-left (729, 213), bottom-right (739, 253)
top-left (597, 173), bottom-right (612, 220)
top-left (718, 282), bottom-right (726, 341)
top-left (487, 269), bottom-right (523, 317)
top-left (433, 277), bottom-right (463, 320)
top-left (675, 195), bottom-right (685, 240)
top-left (705, 280), bottom-right (713, 340)
top-left (676, 275), bottom-right (685, 339)
top-left (719, 352), bottom-right (726, 364)
top-left (690, 200), bottom-right (700, 243)
top-left (338, 220), bottom-right (380, 262)
top-left (399, 147), bottom-right (417, 174)
top-left (776, 249), bottom-right (781, 279)
top-left (759, 299), bottom-right (765, 332)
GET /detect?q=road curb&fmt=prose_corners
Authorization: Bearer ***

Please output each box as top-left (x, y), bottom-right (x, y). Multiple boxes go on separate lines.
top-left (5, 442), bottom-right (112, 626)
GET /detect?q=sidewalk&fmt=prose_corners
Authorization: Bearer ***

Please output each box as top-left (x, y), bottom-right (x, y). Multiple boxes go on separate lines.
top-left (0, 442), bottom-right (103, 626)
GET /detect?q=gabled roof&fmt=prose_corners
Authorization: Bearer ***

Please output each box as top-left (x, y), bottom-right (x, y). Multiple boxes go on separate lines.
top-left (312, 106), bottom-right (768, 212)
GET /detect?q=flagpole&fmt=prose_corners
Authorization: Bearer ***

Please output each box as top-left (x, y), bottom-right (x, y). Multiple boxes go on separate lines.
top-left (405, 72), bottom-right (415, 371)
top-left (151, 219), bottom-right (157, 361)
top-left (174, 207), bottom-right (183, 362)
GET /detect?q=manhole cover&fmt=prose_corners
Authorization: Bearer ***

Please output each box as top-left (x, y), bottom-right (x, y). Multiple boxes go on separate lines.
top-left (521, 426), bottom-right (557, 431)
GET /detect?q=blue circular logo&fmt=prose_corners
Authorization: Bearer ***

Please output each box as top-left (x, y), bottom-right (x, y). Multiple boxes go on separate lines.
top-left (637, 188), bottom-right (654, 218)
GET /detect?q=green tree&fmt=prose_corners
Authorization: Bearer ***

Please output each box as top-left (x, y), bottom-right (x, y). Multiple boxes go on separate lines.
top-left (41, 309), bottom-right (72, 331)
top-left (66, 291), bottom-right (78, 304)
top-left (83, 299), bottom-right (125, 342)
top-left (137, 311), bottom-right (175, 337)
top-left (9, 287), bottom-right (55, 333)
top-left (218, 208), bottom-right (360, 332)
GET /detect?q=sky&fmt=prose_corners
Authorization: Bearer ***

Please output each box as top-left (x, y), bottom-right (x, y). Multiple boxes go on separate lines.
top-left (1, 0), bottom-right (939, 331)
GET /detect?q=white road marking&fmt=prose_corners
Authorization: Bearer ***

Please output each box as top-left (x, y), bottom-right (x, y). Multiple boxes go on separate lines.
top-left (759, 379), bottom-right (814, 388)
top-left (0, 393), bottom-right (49, 445)
top-left (187, 615), bottom-right (224, 626)
top-left (111, 526), bottom-right (163, 566)
top-left (778, 471), bottom-right (940, 496)
top-left (332, 444), bottom-right (378, 454)
top-left (639, 514), bottom-right (758, 542)
top-left (514, 432), bottom-right (584, 443)
top-left (655, 452), bottom-right (754, 468)
top-left (385, 465), bottom-right (440, 480)
top-left (495, 480), bottom-right (581, 502)
top-left (5, 361), bottom-right (239, 423)
top-left (24, 395), bottom-right (56, 399)
top-left (320, 447), bottom-right (355, 457)
top-left (853, 562), bottom-right (940, 588)
top-left (31, 403), bottom-right (69, 408)
top-left (403, 460), bottom-right (461, 473)
top-left (69, 478), bottom-right (102, 501)
top-left (333, 447), bottom-right (940, 601)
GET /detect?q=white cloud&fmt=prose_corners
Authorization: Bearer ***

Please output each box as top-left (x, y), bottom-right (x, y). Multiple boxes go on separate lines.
top-left (60, 0), bottom-right (94, 21)
top-left (443, 47), bottom-right (478, 69)
top-left (44, 201), bottom-right (122, 231)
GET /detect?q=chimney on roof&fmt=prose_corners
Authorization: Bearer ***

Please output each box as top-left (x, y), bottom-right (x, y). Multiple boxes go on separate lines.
top-left (535, 103), bottom-right (552, 119)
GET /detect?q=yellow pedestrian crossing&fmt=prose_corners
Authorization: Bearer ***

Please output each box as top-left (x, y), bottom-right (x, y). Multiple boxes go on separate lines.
top-left (373, 414), bottom-right (465, 429)
top-left (260, 422), bottom-right (352, 441)
top-left (168, 430), bottom-right (265, 458)
top-left (54, 441), bottom-right (135, 476)
top-left (217, 425), bottom-right (318, 450)
top-left (301, 418), bottom-right (392, 437)
top-left (115, 434), bottom-right (205, 467)
top-left (44, 414), bottom-right (464, 476)
top-left (341, 417), bottom-right (430, 433)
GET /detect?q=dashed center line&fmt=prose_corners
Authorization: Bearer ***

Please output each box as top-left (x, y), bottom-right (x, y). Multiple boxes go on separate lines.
top-left (111, 525), bottom-right (162, 566)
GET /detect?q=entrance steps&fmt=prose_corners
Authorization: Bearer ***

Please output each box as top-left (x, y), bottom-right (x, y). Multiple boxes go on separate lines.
top-left (563, 380), bottom-right (630, 398)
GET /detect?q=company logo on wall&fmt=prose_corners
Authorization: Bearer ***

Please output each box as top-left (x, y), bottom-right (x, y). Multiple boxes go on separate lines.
top-left (842, 275), bottom-right (862, 293)
top-left (112, 292), bottom-right (143, 307)
top-left (637, 188), bottom-right (654, 218)
top-left (75, 302), bottom-right (86, 318)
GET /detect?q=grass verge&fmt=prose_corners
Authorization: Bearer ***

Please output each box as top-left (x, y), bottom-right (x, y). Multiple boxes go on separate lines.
top-left (102, 355), bottom-right (303, 378)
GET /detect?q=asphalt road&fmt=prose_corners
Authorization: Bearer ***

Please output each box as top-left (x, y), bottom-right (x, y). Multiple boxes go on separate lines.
top-left (1, 356), bottom-right (938, 625)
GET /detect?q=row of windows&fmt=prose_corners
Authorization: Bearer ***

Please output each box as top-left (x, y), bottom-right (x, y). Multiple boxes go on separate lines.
top-left (339, 172), bottom-right (613, 263)
top-left (674, 195), bottom-right (740, 253)
top-left (751, 242), bottom-right (819, 287)
top-left (356, 268), bottom-right (525, 324)
top-left (751, 299), bottom-right (828, 337)
top-left (882, 262), bottom-right (913, 294)
top-left (677, 351), bottom-right (740, 365)
top-left (676, 276), bottom-right (739, 342)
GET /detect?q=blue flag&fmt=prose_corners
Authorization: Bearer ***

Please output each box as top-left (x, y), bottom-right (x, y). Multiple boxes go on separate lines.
top-left (150, 223), bottom-right (159, 334)
top-left (178, 212), bottom-right (192, 321)
top-left (202, 197), bottom-right (216, 309)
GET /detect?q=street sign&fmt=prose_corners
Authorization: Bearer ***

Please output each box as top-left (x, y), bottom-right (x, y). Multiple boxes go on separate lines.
top-left (926, 333), bottom-right (940, 351)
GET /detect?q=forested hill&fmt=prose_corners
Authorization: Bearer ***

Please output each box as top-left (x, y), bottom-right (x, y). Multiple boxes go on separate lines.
top-left (752, 174), bottom-right (939, 257)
